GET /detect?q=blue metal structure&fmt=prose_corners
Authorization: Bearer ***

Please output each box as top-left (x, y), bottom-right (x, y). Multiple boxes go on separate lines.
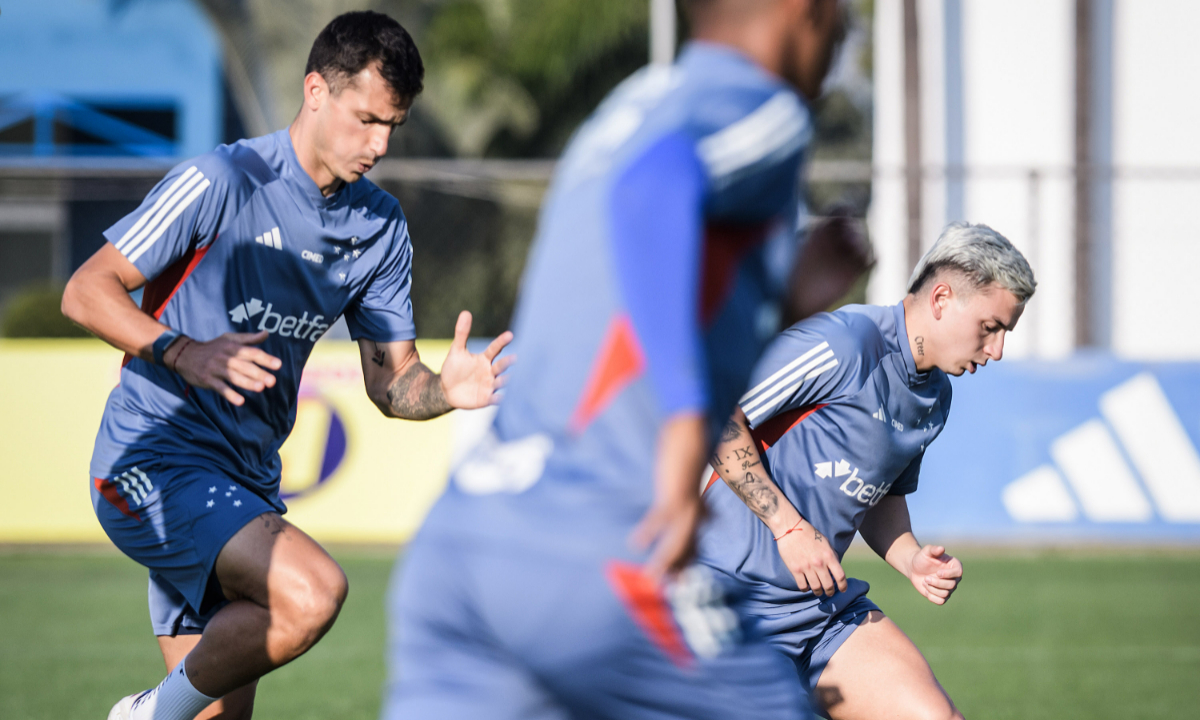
top-left (0, 0), bottom-right (223, 159)
top-left (0, 92), bottom-right (176, 157)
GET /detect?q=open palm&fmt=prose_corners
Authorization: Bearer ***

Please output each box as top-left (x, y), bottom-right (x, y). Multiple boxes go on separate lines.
top-left (439, 311), bottom-right (515, 409)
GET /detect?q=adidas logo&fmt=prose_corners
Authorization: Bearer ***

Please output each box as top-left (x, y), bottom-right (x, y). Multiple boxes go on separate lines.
top-left (228, 297), bottom-right (330, 342)
top-left (255, 227), bottom-right (282, 249)
top-left (871, 405), bottom-right (904, 431)
top-left (1003, 372), bottom-right (1200, 523)
top-left (112, 467), bottom-right (153, 505)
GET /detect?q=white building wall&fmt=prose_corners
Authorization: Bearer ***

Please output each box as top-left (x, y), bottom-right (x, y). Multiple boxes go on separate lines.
top-left (960, 0), bottom-right (1075, 360)
top-left (867, 0), bottom-right (909, 306)
top-left (871, 0), bottom-right (1200, 362)
top-left (1111, 0), bottom-right (1200, 359)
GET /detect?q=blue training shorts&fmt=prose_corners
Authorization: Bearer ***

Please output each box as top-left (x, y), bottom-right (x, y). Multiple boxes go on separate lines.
top-left (91, 462), bottom-right (276, 636)
top-left (746, 578), bottom-right (879, 692)
top-left (384, 532), bottom-right (815, 720)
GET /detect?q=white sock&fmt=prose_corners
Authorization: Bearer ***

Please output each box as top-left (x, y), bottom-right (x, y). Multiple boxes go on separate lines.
top-left (129, 657), bottom-right (216, 720)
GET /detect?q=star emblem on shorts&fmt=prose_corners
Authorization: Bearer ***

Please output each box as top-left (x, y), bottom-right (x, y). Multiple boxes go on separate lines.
top-left (225, 492), bottom-right (232, 497)
top-left (209, 486), bottom-right (216, 493)
top-left (206, 500), bottom-right (214, 508)
top-left (229, 485), bottom-right (237, 491)
top-left (352, 249), bottom-right (361, 258)
top-left (234, 500), bottom-right (242, 507)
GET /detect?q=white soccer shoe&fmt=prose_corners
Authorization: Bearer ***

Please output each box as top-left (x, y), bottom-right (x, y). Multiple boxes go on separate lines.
top-left (107, 690), bottom-right (150, 720)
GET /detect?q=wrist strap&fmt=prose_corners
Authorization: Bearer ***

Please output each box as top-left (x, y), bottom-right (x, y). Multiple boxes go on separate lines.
top-left (152, 329), bottom-right (183, 366)
top-left (773, 518), bottom-right (804, 542)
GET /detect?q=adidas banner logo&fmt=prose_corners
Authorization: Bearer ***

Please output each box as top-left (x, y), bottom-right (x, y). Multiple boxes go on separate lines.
top-left (1002, 372), bottom-right (1200, 524)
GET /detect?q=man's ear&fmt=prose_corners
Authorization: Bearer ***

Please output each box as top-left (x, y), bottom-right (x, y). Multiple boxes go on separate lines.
top-left (929, 282), bottom-right (952, 321)
top-left (302, 71), bottom-right (329, 112)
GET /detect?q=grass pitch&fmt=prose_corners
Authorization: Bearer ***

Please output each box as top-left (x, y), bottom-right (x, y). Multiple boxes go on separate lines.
top-left (1, 545), bottom-right (1198, 719)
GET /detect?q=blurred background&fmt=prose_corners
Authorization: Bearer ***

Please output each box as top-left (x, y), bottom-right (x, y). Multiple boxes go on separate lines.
top-left (1, 2), bottom-right (1198, 719)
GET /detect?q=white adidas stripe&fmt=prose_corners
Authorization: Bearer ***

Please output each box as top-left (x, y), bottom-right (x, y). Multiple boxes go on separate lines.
top-left (117, 469), bottom-right (151, 505)
top-left (126, 178), bottom-right (211, 264)
top-left (697, 92), bottom-right (809, 183)
top-left (1099, 373), bottom-right (1200, 522)
top-left (741, 342), bottom-right (831, 405)
top-left (130, 467), bottom-right (153, 504)
top-left (746, 356), bottom-right (839, 423)
top-left (741, 347), bottom-right (835, 416)
top-left (271, 227), bottom-right (282, 249)
top-left (114, 167), bottom-right (198, 252)
top-left (118, 169), bottom-right (206, 256)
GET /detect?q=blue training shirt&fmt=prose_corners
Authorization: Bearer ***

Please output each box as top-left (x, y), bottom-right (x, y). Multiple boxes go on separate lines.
top-left (420, 42), bottom-right (814, 555)
top-left (90, 129), bottom-right (415, 510)
top-left (696, 303), bottom-right (953, 608)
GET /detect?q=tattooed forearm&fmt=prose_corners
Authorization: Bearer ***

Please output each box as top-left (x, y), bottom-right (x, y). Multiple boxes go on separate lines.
top-left (719, 416), bottom-right (742, 442)
top-left (726, 470), bottom-right (780, 521)
top-left (386, 363), bottom-right (452, 420)
top-left (371, 343), bottom-right (386, 367)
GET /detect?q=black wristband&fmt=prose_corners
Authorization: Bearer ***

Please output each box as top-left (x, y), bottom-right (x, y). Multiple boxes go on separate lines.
top-left (152, 329), bottom-right (183, 366)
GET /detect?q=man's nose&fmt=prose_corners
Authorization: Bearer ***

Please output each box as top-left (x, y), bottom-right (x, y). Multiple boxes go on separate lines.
top-left (370, 127), bottom-right (390, 158)
top-left (987, 331), bottom-right (1006, 361)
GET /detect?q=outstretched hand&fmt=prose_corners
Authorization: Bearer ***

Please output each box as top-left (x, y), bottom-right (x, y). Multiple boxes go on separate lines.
top-left (167, 330), bottom-right (282, 406)
top-left (439, 311), bottom-right (515, 410)
top-left (907, 544), bottom-right (963, 605)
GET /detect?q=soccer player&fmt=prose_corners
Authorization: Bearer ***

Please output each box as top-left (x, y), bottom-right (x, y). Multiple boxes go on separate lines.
top-left (383, 1), bottom-right (854, 719)
top-left (61, 12), bottom-right (511, 720)
top-left (699, 222), bottom-right (1037, 720)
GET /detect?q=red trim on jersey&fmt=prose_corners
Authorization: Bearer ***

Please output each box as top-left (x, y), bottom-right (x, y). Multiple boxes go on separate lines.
top-left (605, 560), bottom-right (693, 668)
top-left (702, 404), bottom-right (828, 494)
top-left (121, 242), bottom-right (212, 368)
top-left (698, 221), bottom-right (770, 326)
top-left (568, 314), bottom-right (646, 434)
top-left (94, 477), bottom-right (141, 521)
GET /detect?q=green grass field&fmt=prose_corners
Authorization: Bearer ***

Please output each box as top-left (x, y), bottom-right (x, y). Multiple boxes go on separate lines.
top-left (2, 545), bottom-right (1198, 719)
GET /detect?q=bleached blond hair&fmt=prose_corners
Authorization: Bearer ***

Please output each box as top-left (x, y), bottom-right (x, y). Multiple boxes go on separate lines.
top-left (907, 222), bottom-right (1036, 303)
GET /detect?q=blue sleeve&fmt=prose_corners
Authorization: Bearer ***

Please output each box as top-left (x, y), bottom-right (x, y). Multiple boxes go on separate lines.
top-left (104, 154), bottom-right (241, 280)
top-left (739, 314), bottom-right (872, 429)
top-left (344, 212), bottom-right (417, 343)
top-left (890, 453), bottom-right (922, 495)
top-left (608, 132), bottom-right (709, 417)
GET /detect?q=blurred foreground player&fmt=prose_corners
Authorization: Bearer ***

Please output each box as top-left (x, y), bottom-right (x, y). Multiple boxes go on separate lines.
top-left (700, 223), bottom-right (1036, 719)
top-left (385, 1), bottom-right (853, 719)
top-left (62, 12), bottom-right (510, 720)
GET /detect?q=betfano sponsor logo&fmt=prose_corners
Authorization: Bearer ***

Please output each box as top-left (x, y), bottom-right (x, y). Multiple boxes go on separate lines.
top-left (228, 297), bottom-right (330, 342)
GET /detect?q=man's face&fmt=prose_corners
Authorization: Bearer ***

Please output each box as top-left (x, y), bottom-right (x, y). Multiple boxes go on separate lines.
top-left (313, 64), bottom-right (410, 184)
top-left (781, 0), bottom-right (846, 100)
top-left (932, 282), bottom-right (1025, 377)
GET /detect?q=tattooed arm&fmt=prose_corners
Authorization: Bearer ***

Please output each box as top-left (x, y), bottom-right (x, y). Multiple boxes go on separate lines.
top-left (711, 408), bottom-right (848, 597)
top-left (358, 311), bottom-right (514, 421)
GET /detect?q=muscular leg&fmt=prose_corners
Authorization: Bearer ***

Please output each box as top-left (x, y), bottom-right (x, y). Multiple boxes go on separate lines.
top-left (158, 634), bottom-right (257, 720)
top-left (814, 611), bottom-right (962, 720)
top-left (182, 513), bottom-right (349, 699)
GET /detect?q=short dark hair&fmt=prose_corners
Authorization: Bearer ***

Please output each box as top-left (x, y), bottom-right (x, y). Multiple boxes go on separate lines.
top-left (305, 11), bottom-right (424, 102)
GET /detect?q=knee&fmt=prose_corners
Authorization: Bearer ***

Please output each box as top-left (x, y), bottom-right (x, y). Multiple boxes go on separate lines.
top-left (279, 561), bottom-right (348, 644)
